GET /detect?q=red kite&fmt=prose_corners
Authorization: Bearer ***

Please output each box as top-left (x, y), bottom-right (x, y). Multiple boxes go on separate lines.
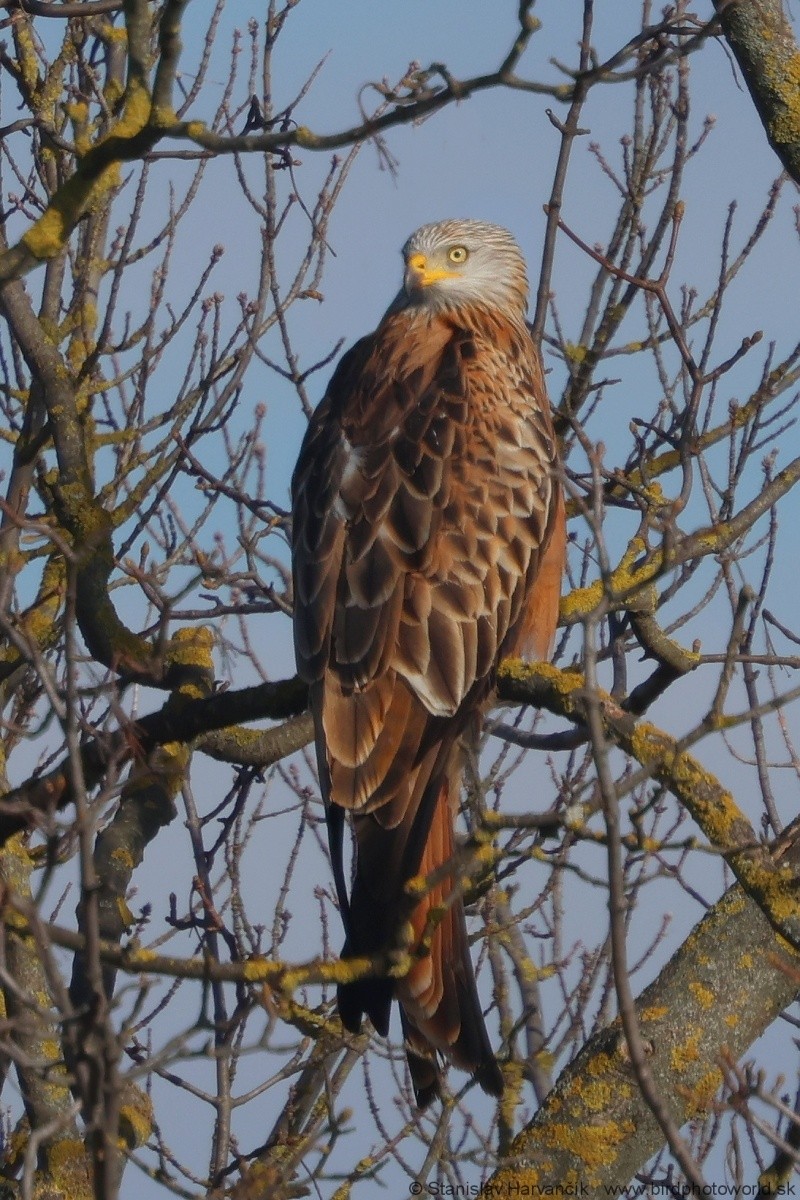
top-left (292, 219), bottom-right (564, 1106)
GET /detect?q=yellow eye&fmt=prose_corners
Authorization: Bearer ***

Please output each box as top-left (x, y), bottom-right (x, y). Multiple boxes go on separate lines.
top-left (448, 245), bottom-right (468, 264)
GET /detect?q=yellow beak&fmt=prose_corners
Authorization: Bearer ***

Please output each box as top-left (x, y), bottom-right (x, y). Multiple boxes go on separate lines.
top-left (405, 252), bottom-right (458, 290)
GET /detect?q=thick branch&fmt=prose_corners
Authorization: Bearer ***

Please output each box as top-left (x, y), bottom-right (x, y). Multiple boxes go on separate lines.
top-left (0, 836), bottom-right (87, 1186)
top-left (0, 675), bottom-right (309, 842)
top-left (69, 627), bottom-right (215, 1011)
top-left (715, 0), bottom-right (800, 186)
top-left (0, 267), bottom-right (190, 688)
top-left (490, 868), bottom-right (800, 1191)
top-left (3, 896), bottom-right (402, 994)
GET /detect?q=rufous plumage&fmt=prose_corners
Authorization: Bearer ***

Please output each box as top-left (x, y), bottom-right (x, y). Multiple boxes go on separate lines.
top-left (292, 219), bottom-right (564, 1105)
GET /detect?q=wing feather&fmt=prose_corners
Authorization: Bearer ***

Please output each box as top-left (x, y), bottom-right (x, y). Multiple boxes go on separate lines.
top-left (293, 305), bottom-right (561, 803)
top-left (292, 296), bottom-right (563, 1103)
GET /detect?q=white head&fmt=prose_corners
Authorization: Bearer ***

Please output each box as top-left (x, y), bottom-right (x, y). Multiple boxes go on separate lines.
top-left (385, 219), bottom-right (529, 322)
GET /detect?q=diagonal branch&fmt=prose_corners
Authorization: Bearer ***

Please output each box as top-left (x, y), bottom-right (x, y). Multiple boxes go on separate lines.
top-left (497, 660), bottom-right (800, 957)
top-left (714, 0), bottom-right (800, 186)
top-left (489, 863), bottom-right (800, 1192)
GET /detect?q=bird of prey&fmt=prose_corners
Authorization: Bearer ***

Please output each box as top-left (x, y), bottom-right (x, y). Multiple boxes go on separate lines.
top-left (291, 218), bottom-right (565, 1106)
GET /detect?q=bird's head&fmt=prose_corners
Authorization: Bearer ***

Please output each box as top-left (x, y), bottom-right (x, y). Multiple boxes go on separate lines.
top-left (387, 219), bottom-right (529, 322)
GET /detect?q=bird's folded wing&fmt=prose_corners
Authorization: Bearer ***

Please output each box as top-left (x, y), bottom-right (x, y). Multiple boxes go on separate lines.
top-left (292, 307), bottom-right (561, 818)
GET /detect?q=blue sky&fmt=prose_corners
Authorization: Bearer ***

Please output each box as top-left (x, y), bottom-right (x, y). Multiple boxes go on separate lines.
top-left (116, 4), bottom-right (800, 1196)
top-left (166, 1), bottom-right (799, 506)
top-left (8, 3), bottom-right (799, 1196)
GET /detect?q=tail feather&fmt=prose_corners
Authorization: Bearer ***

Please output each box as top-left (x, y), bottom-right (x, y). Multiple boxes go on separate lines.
top-left (337, 746), bottom-right (503, 1106)
top-left (338, 972), bottom-right (392, 1038)
top-left (401, 1011), bottom-right (442, 1109)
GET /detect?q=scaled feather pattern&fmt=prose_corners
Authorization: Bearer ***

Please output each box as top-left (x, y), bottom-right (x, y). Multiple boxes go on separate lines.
top-left (291, 218), bottom-right (565, 1106)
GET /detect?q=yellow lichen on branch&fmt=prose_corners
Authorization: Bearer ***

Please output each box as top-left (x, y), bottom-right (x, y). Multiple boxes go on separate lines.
top-left (0, 889), bottom-right (396, 996)
top-left (497, 659), bottom-right (800, 954)
top-left (19, 78), bottom-right (153, 269)
top-left (488, 877), bottom-right (800, 1191)
top-left (714, 0), bottom-right (800, 182)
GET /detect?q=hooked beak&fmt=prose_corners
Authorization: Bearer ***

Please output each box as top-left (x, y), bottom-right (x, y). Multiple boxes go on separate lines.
top-left (404, 252), bottom-right (458, 295)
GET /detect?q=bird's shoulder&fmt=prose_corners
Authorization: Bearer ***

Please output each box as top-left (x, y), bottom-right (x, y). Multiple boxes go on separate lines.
top-left (308, 306), bottom-right (543, 450)
top-left (328, 311), bottom-right (459, 441)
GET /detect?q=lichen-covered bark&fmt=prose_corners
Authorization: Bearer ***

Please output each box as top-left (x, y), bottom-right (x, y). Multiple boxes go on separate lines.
top-left (0, 675), bottom-right (310, 846)
top-left (0, 255), bottom-right (195, 688)
top-left (498, 660), bottom-right (800, 955)
top-left (0, 837), bottom-right (92, 1198)
top-left (489, 879), bottom-right (800, 1191)
top-left (490, 658), bottom-right (800, 1187)
top-left (560, 451), bottom-right (800, 626)
top-left (68, 627), bottom-right (215, 1009)
top-left (715, 0), bottom-right (800, 186)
